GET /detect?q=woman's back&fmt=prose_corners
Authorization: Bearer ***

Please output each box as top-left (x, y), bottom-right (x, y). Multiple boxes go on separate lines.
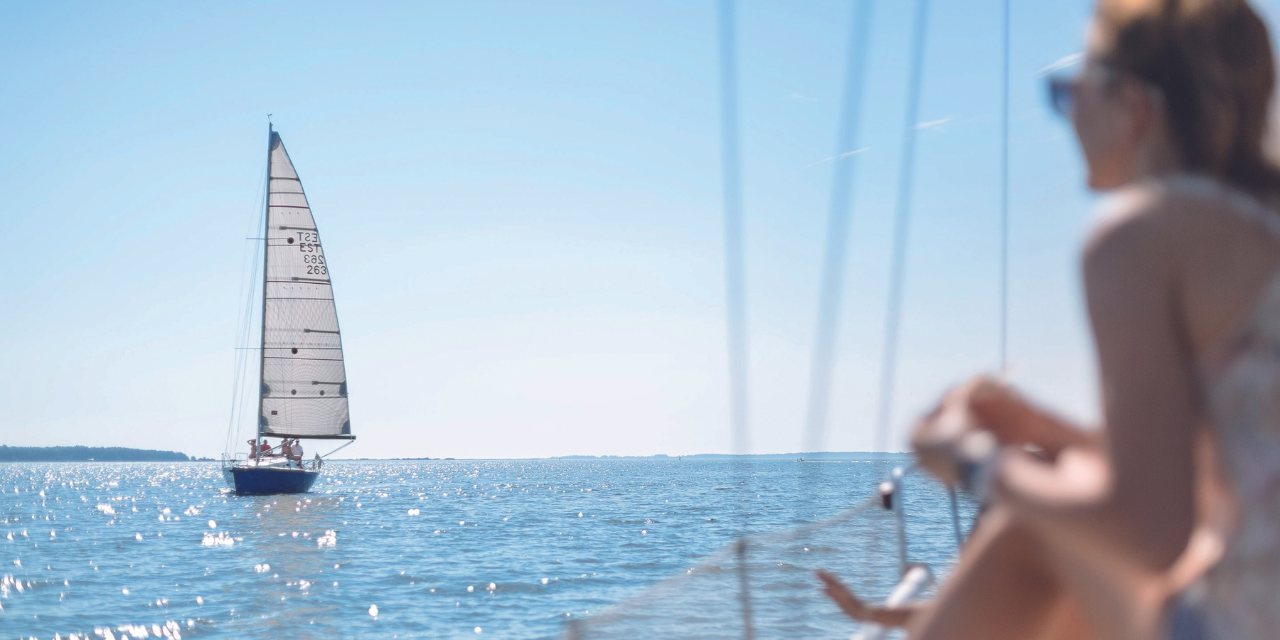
top-left (1134, 174), bottom-right (1280, 639)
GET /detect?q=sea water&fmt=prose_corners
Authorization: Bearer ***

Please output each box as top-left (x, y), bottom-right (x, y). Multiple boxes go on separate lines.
top-left (0, 460), bottom-right (974, 639)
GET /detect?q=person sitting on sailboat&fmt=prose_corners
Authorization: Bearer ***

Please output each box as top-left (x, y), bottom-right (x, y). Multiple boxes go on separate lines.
top-left (247, 439), bottom-right (259, 460)
top-left (293, 439), bottom-right (304, 467)
top-left (283, 438), bottom-right (303, 468)
top-left (259, 439), bottom-right (272, 459)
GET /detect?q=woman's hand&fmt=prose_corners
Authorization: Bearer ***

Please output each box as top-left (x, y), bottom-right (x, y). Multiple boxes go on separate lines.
top-left (911, 376), bottom-right (1008, 485)
top-left (816, 569), bottom-right (873, 621)
top-left (911, 375), bottom-right (1089, 485)
top-left (967, 380), bottom-right (1045, 446)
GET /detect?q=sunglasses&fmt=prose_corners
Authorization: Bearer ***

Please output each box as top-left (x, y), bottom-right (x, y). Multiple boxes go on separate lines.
top-left (1045, 64), bottom-right (1132, 119)
top-left (1046, 75), bottom-right (1074, 118)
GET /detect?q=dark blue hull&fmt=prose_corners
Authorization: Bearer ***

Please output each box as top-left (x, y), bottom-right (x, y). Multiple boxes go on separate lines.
top-left (224, 466), bottom-right (319, 495)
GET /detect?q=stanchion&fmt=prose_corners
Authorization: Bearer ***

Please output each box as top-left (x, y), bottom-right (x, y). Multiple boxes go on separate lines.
top-left (850, 564), bottom-right (934, 640)
top-left (736, 539), bottom-right (756, 640)
top-left (947, 485), bottom-right (963, 549)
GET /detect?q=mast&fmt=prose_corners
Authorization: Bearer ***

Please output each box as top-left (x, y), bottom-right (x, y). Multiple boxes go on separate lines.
top-left (257, 123), bottom-right (273, 444)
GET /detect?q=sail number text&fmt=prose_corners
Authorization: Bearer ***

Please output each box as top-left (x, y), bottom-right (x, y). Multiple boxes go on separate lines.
top-left (296, 231), bottom-right (327, 275)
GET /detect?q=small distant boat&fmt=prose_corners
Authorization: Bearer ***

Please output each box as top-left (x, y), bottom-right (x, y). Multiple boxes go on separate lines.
top-left (222, 125), bottom-right (355, 495)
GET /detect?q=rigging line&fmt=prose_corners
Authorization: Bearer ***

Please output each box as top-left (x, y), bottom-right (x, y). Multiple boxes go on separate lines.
top-left (225, 176), bottom-right (264, 455)
top-left (801, 0), bottom-right (876, 453)
top-left (717, 0), bottom-right (758, 568)
top-left (999, 0), bottom-right (1010, 373)
top-left (225, 158), bottom-right (270, 455)
top-left (872, 0), bottom-right (932, 453)
top-left (718, 0), bottom-right (750, 459)
top-left (945, 0), bottom-right (1011, 550)
top-left (717, 10), bottom-right (761, 632)
top-left (228, 215), bottom-right (266, 452)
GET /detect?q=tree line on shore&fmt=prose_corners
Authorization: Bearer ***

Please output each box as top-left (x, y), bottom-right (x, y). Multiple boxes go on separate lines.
top-left (0, 446), bottom-right (200, 462)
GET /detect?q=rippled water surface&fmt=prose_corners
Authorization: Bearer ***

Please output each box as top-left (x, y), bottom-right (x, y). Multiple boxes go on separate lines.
top-left (0, 460), bottom-right (972, 639)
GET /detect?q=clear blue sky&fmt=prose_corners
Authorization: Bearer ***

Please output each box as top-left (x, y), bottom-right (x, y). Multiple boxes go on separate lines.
top-left (5, 1), bottom-right (1279, 459)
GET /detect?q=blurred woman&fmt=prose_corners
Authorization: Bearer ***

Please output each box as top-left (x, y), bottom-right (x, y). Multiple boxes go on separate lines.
top-left (827, 1), bottom-right (1280, 639)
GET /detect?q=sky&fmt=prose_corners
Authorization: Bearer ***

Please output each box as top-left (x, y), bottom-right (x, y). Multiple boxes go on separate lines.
top-left (5, 1), bottom-right (1280, 460)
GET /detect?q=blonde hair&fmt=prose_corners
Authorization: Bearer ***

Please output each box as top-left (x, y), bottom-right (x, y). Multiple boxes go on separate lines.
top-left (1094, 0), bottom-right (1280, 193)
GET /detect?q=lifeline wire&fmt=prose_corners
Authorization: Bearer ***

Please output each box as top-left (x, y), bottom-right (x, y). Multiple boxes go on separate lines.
top-left (801, 0), bottom-right (876, 453)
top-left (873, 0), bottom-right (932, 453)
top-left (563, 482), bottom-right (889, 636)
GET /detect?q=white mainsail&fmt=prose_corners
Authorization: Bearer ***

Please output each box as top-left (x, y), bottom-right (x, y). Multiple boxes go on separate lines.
top-left (257, 130), bottom-right (352, 439)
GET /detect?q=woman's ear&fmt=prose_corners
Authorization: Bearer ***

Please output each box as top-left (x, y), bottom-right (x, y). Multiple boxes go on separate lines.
top-left (1121, 79), bottom-right (1154, 142)
top-left (1128, 78), bottom-right (1169, 146)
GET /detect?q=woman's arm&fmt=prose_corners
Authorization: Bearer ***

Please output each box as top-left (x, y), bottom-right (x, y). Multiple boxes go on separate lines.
top-left (996, 199), bottom-right (1199, 572)
top-left (969, 384), bottom-right (1100, 459)
top-left (911, 378), bottom-right (1099, 485)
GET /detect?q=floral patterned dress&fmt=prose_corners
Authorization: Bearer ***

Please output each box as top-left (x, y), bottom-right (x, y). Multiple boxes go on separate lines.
top-left (1175, 175), bottom-right (1280, 639)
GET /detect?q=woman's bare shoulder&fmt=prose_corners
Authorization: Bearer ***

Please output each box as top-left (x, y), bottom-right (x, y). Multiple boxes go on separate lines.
top-left (1086, 176), bottom-right (1269, 267)
top-left (1084, 182), bottom-right (1179, 271)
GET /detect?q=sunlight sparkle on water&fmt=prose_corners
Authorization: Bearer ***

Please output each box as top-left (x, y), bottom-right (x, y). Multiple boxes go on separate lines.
top-left (0, 458), bottom-right (957, 638)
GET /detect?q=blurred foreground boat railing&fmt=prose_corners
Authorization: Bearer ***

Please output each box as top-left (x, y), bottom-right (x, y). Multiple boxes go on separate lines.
top-left (562, 465), bottom-right (962, 640)
top-left (851, 563), bottom-right (933, 640)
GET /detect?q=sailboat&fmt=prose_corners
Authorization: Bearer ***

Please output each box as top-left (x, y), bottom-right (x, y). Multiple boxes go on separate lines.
top-left (222, 125), bottom-right (356, 495)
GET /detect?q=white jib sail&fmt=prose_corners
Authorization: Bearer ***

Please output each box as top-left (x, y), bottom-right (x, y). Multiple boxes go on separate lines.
top-left (258, 131), bottom-right (352, 439)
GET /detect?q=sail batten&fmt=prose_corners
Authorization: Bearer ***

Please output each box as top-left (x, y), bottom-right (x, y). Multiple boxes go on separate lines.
top-left (257, 130), bottom-right (353, 440)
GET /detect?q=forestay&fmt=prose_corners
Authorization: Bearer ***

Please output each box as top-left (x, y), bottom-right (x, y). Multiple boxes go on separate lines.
top-left (258, 131), bottom-right (352, 439)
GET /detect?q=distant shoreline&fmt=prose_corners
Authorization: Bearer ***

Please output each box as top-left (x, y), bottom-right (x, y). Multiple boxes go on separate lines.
top-left (339, 452), bottom-right (913, 462)
top-left (0, 446), bottom-right (209, 462)
top-left (0, 448), bottom-right (908, 463)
